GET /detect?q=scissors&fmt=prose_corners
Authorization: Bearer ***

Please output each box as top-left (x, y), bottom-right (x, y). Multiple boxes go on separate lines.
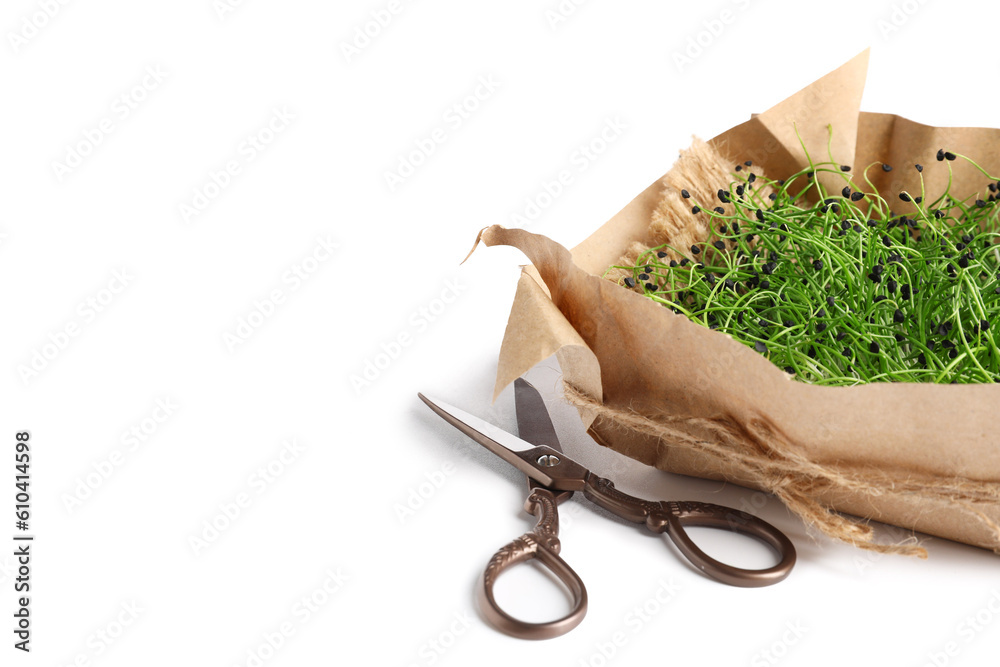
top-left (418, 379), bottom-right (796, 640)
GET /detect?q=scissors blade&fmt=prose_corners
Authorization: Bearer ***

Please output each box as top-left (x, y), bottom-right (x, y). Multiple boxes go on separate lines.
top-left (514, 378), bottom-right (562, 454)
top-left (418, 392), bottom-right (590, 489)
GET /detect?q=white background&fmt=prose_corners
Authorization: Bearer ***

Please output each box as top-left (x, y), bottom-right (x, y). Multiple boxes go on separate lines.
top-left (2, 0), bottom-right (999, 665)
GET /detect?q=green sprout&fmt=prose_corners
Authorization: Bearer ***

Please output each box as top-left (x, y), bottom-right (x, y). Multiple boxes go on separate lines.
top-left (609, 140), bottom-right (1000, 385)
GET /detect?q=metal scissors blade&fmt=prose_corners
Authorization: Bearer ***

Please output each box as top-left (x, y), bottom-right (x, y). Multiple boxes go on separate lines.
top-left (514, 378), bottom-right (562, 454)
top-left (514, 379), bottom-right (574, 500)
top-left (417, 392), bottom-right (589, 490)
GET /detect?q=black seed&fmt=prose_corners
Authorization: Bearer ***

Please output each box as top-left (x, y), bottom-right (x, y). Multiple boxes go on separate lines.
top-left (893, 309), bottom-right (905, 324)
top-left (724, 278), bottom-right (735, 290)
top-left (691, 245), bottom-right (701, 255)
top-left (900, 284), bottom-right (911, 299)
top-left (808, 346), bottom-right (817, 358)
top-left (977, 199), bottom-right (987, 208)
top-left (843, 347), bottom-right (852, 357)
top-left (900, 192), bottom-right (911, 202)
top-left (945, 151), bottom-right (956, 161)
top-left (735, 165), bottom-right (742, 172)
top-left (807, 171), bottom-right (814, 178)
top-left (959, 256), bottom-right (969, 269)
top-left (956, 243), bottom-right (966, 251)
top-left (882, 164), bottom-right (893, 172)
top-left (854, 224), bottom-right (864, 232)
top-left (748, 173), bottom-right (756, 183)
top-left (869, 341), bottom-right (880, 354)
top-left (624, 277), bottom-right (635, 288)
top-left (934, 210), bottom-right (945, 219)
top-left (874, 295), bottom-right (887, 303)
top-left (882, 235), bottom-right (892, 248)
top-left (836, 332), bottom-right (847, 342)
top-left (832, 204), bottom-right (841, 214)
top-left (713, 240), bottom-right (726, 250)
top-left (754, 341), bottom-right (768, 353)
top-left (917, 353), bottom-right (926, 364)
top-left (841, 220), bottom-right (851, 231)
top-left (816, 322), bottom-right (827, 333)
top-left (680, 258), bottom-right (689, 266)
top-left (768, 193), bottom-right (778, 201)
top-left (842, 186), bottom-right (851, 198)
top-left (669, 260), bottom-right (677, 267)
top-left (745, 160), bottom-right (752, 166)
top-left (813, 259), bottom-right (823, 271)
top-left (982, 319), bottom-right (991, 331)
top-left (718, 189), bottom-right (730, 203)
top-left (783, 320), bottom-right (794, 328)
top-left (840, 165), bottom-right (851, 172)
top-left (915, 164), bottom-right (923, 172)
top-left (755, 209), bottom-right (765, 221)
top-left (827, 296), bottom-right (836, 307)
top-left (851, 192), bottom-right (864, 201)
top-left (638, 273), bottom-right (649, 281)
top-left (760, 280), bottom-right (770, 289)
top-left (736, 185), bottom-right (745, 196)
top-left (868, 272), bottom-right (881, 283)
top-left (936, 149), bottom-right (946, 161)
top-left (732, 223), bottom-right (740, 234)
top-left (784, 366), bottom-right (794, 374)
top-left (714, 206), bottom-right (725, 214)
top-left (644, 283), bottom-right (656, 291)
top-left (915, 196), bottom-right (922, 204)
top-left (681, 189), bottom-right (691, 198)
top-left (692, 206), bottom-right (701, 214)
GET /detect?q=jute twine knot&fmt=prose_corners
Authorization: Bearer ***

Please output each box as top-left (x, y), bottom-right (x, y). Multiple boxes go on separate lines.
top-left (564, 383), bottom-right (1000, 557)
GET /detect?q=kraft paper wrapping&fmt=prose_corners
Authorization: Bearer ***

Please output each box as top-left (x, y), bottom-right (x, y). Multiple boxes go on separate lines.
top-left (480, 51), bottom-right (1000, 551)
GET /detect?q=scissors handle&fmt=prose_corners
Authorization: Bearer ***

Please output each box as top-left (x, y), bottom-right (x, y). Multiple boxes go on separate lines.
top-left (583, 474), bottom-right (795, 587)
top-left (479, 487), bottom-right (588, 640)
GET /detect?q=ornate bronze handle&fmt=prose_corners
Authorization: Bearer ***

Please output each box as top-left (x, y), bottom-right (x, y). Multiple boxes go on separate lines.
top-left (583, 474), bottom-right (795, 588)
top-left (478, 487), bottom-right (588, 640)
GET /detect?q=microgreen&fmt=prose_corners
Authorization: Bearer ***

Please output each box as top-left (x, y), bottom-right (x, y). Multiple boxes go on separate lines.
top-left (610, 145), bottom-right (1000, 385)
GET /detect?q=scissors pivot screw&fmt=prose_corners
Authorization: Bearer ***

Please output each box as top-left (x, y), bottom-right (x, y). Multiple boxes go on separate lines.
top-left (536, 454), bottom-right (561, 467)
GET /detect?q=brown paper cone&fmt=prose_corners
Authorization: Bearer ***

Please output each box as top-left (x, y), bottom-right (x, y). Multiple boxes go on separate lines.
top-left (479, 51), bottom-right (1000, 552)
